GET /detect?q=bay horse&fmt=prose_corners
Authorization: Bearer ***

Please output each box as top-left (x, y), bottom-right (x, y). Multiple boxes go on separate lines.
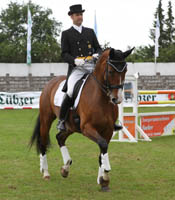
top-left (30, 47), bottom-right (134, 191)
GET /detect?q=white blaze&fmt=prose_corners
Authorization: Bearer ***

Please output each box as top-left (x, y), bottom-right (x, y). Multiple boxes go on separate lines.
top-left (117, 76), bottom-right (123, 102)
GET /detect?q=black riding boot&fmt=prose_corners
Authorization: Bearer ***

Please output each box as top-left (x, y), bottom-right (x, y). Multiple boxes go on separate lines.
top-left (57, 94), bottom-right (72, 131)
top-left (114, 124), bottom-right (123, 131)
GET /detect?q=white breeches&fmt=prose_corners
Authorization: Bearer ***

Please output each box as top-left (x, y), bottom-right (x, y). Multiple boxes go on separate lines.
top-left (67, 68), bottom-right (86, 98)
top-left (67, 63), bottom-right (94, 98)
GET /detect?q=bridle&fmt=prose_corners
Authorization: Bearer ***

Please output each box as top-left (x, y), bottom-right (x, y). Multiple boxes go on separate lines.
top-left (91, 57), bottom-right (127, 96)
top-left (105, 58), bottom-right (127, 90)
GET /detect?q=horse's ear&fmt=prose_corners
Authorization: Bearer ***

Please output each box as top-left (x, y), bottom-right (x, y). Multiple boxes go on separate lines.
top-left (123, 47), bottom-right (135, 58)
top-left (109, 48), bottom-right (115, 59)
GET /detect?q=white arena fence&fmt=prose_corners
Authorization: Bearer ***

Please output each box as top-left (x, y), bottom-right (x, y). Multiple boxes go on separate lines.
top-left (112, 73), bottom-right (175, 142)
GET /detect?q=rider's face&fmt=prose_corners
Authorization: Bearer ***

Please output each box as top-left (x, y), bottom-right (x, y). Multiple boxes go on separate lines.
top-left (71, 13), bottom-right (83, 26)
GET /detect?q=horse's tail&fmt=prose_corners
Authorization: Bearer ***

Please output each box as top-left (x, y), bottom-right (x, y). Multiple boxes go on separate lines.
top-left (29, 114), bottom-right (41, 154)
top-left (29, 115), bottom-right (42, 154)
top-left (30, 114), bottom-right (51, 154)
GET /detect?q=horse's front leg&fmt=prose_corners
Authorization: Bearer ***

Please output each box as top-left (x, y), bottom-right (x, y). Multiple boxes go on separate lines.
top-left (56, 131), bottom-right (72, 178)
top-left (97, 151), bottom-right (111, 189)
top-left (83, 124), bottom-right (111, 192)
top-left (97, 139), bottom-right (111, 192)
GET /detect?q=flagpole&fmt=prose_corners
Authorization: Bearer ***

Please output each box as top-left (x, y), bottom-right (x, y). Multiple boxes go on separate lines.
top-left (155, 54), bottom-right (157, 64)
top-left (94, 10), bottom-right (98, 38)
top-left (155, 54), bottom-right (157, 76)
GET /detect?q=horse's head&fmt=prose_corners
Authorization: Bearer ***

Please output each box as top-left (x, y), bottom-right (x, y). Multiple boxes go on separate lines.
top-left (94, 47), bottom-right (134, 105)
top-left (105, 48), bottom-right (134, 104)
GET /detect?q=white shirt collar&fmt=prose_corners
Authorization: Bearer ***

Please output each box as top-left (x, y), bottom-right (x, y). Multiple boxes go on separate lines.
top-left (73, 24), bottom-right (83, 33)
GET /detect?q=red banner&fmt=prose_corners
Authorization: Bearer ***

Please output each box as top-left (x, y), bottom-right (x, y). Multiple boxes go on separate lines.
top-left (123, 116), bottom-right (136, 138)
top-left (141, 114), bottom-right (175, 137)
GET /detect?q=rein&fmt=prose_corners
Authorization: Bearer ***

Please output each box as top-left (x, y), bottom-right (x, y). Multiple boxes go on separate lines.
top-left (91, 73), bottom-right (109, 95)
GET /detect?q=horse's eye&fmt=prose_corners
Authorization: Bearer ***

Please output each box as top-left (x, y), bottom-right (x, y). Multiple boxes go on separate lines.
top-left (109, 70), bottom-right (115, 75)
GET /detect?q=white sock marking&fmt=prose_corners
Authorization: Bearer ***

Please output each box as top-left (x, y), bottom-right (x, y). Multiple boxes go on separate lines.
top-left (101, 153), bottom-right (111, 171)
top-left (60, 146), bottom-right (71, 165)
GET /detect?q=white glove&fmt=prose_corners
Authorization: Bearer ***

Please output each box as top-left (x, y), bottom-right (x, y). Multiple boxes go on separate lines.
top-left (92, 53), bottom-right (99, 59)
top-left (74, 58), bottom-right (85, 66)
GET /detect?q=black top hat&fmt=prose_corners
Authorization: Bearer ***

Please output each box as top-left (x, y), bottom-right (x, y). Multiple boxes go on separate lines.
top-left (68, 4), bottom-right (85, 16)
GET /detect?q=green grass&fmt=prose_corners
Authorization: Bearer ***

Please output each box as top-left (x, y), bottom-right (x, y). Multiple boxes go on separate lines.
top-left (1, 109), bottom-right (175, 200)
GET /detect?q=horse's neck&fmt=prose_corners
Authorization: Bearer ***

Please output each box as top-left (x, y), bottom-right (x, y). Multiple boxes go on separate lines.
top-left (87, 76), bottom-right (108, 107)
top-left (90, 50), bottom-right (110, 102)
top-left (93, 50), bottom-right (109, 82)
top-left (92, 62), bottom-right (109, 102)
top-left (93, 61), bottom-right (105, 83)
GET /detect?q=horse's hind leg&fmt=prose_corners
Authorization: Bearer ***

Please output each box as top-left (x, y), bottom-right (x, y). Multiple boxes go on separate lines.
top-left (39, 114), bottom-right (55, 180)
top-left (56, 131), bottom-right (72, 178)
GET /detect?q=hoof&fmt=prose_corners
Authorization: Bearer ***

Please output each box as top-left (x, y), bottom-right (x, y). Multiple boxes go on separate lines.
top-left (99, 176), bottom-right (110, 188)
top-left (43, 175), bottom-right (50, 180)
top-left (101, 186), bottom-right (110, 192)
top-left (60, 167), bottom-right (69, 178)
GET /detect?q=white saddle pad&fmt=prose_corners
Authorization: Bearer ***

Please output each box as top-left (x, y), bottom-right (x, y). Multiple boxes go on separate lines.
top-left (54, 75), bottom-right (89, 109)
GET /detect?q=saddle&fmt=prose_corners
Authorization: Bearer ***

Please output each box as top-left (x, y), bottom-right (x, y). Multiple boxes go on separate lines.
top-left (71, 73), bottom-right (89, 131)
top-left (72, 73), bottom-right (89, 102)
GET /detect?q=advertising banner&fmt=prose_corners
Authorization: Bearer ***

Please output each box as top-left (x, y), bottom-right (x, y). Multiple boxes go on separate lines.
top-left (0, 92), bottom-right (41, 109)
top-left (123, 116), bottom-right (136, 138)
top-left (1, 89), bottom-right (175, 109)
top-left (138, 93), bottom-right (175, 102)
top-left (141, 114), bottom-right (175, 137)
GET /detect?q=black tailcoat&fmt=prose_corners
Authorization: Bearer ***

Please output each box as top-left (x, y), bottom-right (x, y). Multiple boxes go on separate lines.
top-left (61, 26), bottom-right (102, 92)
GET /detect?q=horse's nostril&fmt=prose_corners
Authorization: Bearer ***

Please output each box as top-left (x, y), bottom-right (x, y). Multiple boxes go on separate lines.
top-left (112, 98), bottom-right (118, 104)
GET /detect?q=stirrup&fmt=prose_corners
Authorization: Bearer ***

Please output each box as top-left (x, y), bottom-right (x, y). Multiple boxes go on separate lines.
top-left (57, 120), bottom-right (66, 131)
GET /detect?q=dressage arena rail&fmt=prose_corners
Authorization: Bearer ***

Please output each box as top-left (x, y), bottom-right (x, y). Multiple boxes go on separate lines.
top-left (139, 101), bottom-right (175, 105)
top-left (139, 90), bottom-right (175, 94)
top-left (112, 75), bottom-right (175, 142)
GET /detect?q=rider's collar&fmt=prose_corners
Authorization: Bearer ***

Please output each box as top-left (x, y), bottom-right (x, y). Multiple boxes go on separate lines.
top-left (73, 24), bottom-right (83, 33)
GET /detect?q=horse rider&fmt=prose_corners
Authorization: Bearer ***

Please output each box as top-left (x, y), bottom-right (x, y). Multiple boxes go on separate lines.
top-left (57, 4), bottom-right (122, 132)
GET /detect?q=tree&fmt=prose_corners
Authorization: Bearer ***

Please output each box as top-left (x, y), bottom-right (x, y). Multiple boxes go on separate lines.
top-left (0, 1), bottom-right (62, 63)
top-left (159, 43), bottom-right (175, 62)
top-left (164, 1), bottom-right (175, 45)
top-left (126, 45), bottom-right (154, 62)
top-left (101, 41), bottom-right (110, 50)
top-left (129, 0), bottom-right (175, 62)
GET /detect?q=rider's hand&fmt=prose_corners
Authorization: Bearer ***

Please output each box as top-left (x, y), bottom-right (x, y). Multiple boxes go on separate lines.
top-left (74, 58), bottom-right (85, 66)
top-left (92, 53), bottom-right (99, 59)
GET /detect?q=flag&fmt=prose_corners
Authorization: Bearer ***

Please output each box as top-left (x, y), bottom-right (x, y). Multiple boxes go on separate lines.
top-left (94, 11), bottom-right (98, 37)
top-left (27, 6), bottom-right (32, 65)
top-left (155, 15), bottom-right (160, 58)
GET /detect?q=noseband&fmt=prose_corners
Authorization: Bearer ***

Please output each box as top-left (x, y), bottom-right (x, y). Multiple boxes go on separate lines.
top-left (91, 57), bottom-right (127, 95)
